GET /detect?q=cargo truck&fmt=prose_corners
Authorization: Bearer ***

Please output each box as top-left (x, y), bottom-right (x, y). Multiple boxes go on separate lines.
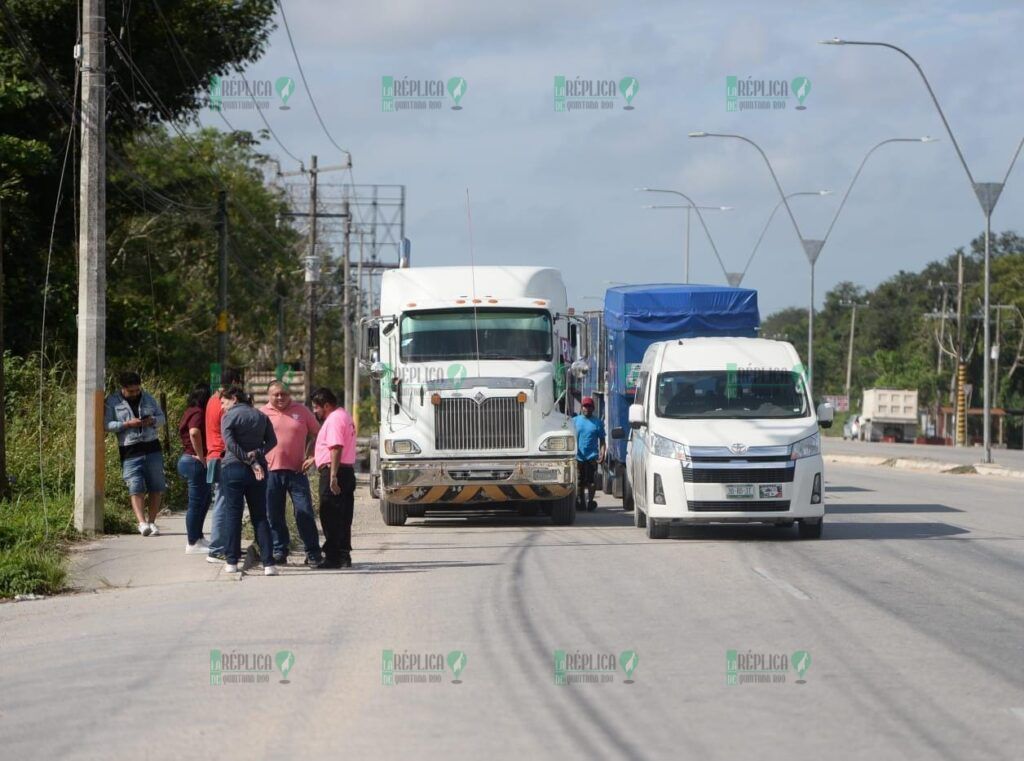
top-left (360, 266), bottom-right (589, 526)
top-left (598, 284), bottom-right (761, 508)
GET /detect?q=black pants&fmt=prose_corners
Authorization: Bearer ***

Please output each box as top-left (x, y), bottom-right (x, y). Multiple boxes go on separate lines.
top-left (319, 465), bottom-right (355, 561)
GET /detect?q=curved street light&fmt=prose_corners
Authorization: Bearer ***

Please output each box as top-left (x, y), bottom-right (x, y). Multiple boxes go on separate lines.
top-left (821, 37), bottom-right (1024, 461)
top-left (688, 131), bottom-right (934, 398)
top-left (636, 187), bottom-right (732, 283)
top-left (741, 190), bottom-right (832, 284)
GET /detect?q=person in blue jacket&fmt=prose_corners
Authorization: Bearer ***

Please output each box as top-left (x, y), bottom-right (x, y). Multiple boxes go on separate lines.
top-left (573, 397), bottom-right (606, 512)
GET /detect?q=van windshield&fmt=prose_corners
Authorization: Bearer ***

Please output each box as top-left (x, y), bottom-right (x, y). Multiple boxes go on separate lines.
top-left (655, 369), bottom-right (809, 419)
top-left (399, 309), bottom-right (552, 362)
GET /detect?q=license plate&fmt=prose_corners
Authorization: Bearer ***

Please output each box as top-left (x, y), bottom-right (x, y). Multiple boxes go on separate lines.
top-left (759, 484), bottom-right (783, 498)
top-left (726, 484), bottom-right (754, 499)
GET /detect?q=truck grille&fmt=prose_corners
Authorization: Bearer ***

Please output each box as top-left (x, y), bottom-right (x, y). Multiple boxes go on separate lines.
top-left (682, 466), bottom-right (794, 484)
top-left (434, 397), bottom-right (525, 451)
top-left (688, 500), bottom-right (791, 512)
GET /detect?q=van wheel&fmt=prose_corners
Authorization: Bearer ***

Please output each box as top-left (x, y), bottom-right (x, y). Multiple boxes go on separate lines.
top-left (380, 496), bottom-right (407, 526)
top-left (646, 516), bottom-right (669, 539)
top-left (550, 492), bottom-right (577, 526)
top-left (622, 473), bottom-right (634, 512)
top-left (634, 506), bottom-right (646, 528)
top-left (798, 518), bottom-right (823, 539)
top-left (406, 506), bottom-right (426, 518)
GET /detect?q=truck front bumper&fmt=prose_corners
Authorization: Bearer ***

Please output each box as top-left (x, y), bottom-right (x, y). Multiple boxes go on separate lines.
top-left (381, 457), bottom-right (575, 504)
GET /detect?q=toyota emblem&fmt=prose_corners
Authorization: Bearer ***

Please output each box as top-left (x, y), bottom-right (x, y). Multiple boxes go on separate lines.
top-left (729, 442), bottom-right (748, 454)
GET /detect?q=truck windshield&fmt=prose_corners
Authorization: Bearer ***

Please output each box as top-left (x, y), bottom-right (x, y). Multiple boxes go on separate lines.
top-left (655, 369), bottom-right (809, 419)
top-left (399, 309), bottom-right (552, 362)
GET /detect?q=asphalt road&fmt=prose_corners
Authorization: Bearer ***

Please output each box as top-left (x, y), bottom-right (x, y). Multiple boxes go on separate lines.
top-left (2, 464), bottom-right (1023, 761)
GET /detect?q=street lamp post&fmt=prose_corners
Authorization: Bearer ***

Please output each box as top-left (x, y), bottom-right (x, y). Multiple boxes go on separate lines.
top-left (642, 203), bottom-right (734, 283)
top-left (637, 188), bottom-right (732, 283)
top-left (821, 38), bottom-right (1024, 463)
top-left (740, 190), bottom-right (832, 285)
top-left (688, 131), bottom-right (933, 399)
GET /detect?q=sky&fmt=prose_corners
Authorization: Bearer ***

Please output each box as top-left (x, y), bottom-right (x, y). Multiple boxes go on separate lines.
top-left (200, 0), bottom-right (1024, 317)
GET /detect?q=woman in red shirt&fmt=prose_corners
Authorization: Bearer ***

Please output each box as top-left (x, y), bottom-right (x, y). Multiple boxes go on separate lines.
top-left (177, 384), bottom-right (213, 553)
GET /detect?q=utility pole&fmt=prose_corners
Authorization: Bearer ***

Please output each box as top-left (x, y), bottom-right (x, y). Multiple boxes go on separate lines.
top-left (352, 230), bottom-right (365, 430)
top-left (955, 250), bottom-right (966, 447)
top-left (305, 155), bottom-right (319, 404)
top-left (0, 198), bottom-right (9, 500)
top-left (216, 190), bottom-right (228, 371)
top-left (841, 300), bottom-right (867, 402)
top-left (342, 198), bottom-right (353, 411)
top-left (74, 0), bottom-right (106, 533)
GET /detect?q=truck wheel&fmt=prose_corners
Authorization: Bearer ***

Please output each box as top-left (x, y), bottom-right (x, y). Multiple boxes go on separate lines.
top-left (798, 518), bottom-right (823, 539)
top-left (634, 506), bottom-right (646, 528)
top-left (380, 496), bottom-right (408, 526)
top-left (622, 473), bottom-right (634, 512)
top-left (406, 506), bottom-right (426, 518)
top-left (550, 492), bottom-right (577, 526)
top-left (602, 465), bottom-right (613, 495)
top-left (646, 516), bottom-right (669, 540)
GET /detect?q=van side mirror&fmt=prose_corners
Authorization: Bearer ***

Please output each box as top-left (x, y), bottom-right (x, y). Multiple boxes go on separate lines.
top-left (611, 426), bottom-right (625, 440)
top-left (816, 402), bottom-right (834, 429)
top-left (628, 403), bottom-right (646, 429)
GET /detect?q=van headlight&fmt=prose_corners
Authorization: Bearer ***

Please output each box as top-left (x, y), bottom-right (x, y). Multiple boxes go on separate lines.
top-left (790, 432), bottom-right (820, 460)
top-left (540, 434), bottom-right (576, 453)
top-left (650, 433), bottom-right (690, 461)
top-left (384, 439), bottom-right (421, 455)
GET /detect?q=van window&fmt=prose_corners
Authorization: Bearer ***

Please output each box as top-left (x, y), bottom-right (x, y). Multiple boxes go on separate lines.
top-left (634, 370), bottom-right (650, 406)
top-left (655, 369), bottom-right (809, 419)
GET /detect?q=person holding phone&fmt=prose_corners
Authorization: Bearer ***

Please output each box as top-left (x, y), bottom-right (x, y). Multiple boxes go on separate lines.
top-left (104, 371), bottom-right (167, 536)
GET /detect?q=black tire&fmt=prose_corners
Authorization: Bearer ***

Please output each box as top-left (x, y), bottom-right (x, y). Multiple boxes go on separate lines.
top-left (550, 491), bottom-right (577, 526)
top-left (406, 506), bottom-right (426, 518)
top-left (601, 465), bottom-right (613, 495)
top-left (622, 472), bottom-right (634, 512)
top-left (380, 496), bottom-right (408, 526)
top-left (646, 515), bottom-right (669, 540)
top-left (517, 502), bottom-right (540, 517)
top-left (634, 505), bottom-right (646, 528)
top-left (798, 518), bottom-right (823, 539)
top-left (540, 502), bottom-right (553, 516)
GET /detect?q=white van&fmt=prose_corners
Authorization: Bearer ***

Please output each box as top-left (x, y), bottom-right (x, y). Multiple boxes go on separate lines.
top-left (615, 337), bottom-right (833, 540)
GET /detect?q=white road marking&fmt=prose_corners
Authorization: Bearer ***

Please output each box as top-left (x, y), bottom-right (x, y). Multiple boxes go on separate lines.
top-left (752, 566), bottom-right (812, 600)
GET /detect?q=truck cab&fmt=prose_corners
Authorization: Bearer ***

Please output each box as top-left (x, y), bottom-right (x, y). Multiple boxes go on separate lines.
top-left (618, 337), bottom-right (834, 539)
top-left (361, 266), bottom-right (588, 526)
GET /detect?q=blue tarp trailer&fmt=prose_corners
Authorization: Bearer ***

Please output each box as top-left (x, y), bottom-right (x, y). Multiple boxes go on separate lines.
top-left (602, 284), bottom-right (760, 495)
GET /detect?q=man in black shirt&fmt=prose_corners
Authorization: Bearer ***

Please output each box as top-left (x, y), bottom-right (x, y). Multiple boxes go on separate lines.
top-left (104, 371), bottom-right (167, 536)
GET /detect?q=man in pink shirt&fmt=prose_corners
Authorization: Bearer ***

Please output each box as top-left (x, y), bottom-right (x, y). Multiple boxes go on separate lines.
top-left (311, 386), bottom-right (357, 568)
top-left (262, 380), bottom-right (322, 565)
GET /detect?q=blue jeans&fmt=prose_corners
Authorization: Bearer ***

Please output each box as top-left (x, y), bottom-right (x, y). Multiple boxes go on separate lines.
top-left (176, 455), bottom-right (211, 544)
top-left (219, 462), bottom-right (274, 567)
top-left (266, 470), bottom-right (321, 561)
top-left (122, 451), bottom-right (166, 496)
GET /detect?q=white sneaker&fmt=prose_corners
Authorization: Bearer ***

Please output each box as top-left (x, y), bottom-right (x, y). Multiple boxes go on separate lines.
top-left (206, 555), bottom-right (224, 564)
top-left (148, 523), bottom-right (160, 537)
top-left (224, 563), bottom-right (239, 573)
top-left (186, 541), bottom-right (211, 555)
top-left (139, 523), bottom-right (152, 537)
top-left (264, 565), bottom-right (279, 576)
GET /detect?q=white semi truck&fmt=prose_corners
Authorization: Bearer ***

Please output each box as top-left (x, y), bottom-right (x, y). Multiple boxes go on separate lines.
top-left (360, 266), bottom-right (589, 526)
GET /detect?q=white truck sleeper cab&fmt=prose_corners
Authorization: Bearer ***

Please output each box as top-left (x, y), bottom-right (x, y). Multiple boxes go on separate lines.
top-left (618, 337), bottom-right (833, 540)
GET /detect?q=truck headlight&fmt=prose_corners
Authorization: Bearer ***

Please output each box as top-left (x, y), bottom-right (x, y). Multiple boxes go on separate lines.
top-left (540, 434), bottom-right (575, 453)
top-left (384, 439), bottom-right (421, 455)
top-left (651, 433), bottom-right (690, 462)
top-left (790, 432), bottom-right (820, 460)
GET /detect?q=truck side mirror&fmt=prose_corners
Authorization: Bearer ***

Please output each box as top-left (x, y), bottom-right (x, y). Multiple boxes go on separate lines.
top-left (358, 320), bottom-right (379, 361)
top-left (816, 402), bottom-right (834, 429)
top-left (611, 426), bottom-right (625, 440)
top-left (628, 403), bottom-right (646, 429)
